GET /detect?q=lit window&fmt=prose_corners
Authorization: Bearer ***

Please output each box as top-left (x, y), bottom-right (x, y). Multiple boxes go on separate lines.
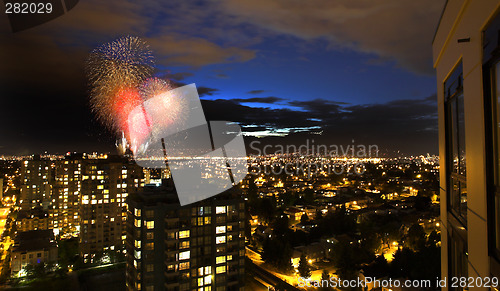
top-left (145, 242), bottom-right (154, 250)
top-left (146, 221), bottom-right (154, 229)
top-left (180, 241), bottom-right (189, 249)
top-left (179, 251), bottom-right (190, 260)
top-left (216, 226), bottom-right (226, 234)
top-left (179, 262), bottom-right (189, 270)
top-left (216, 256), bottom-right (226, 264)
top-left (179, 230), bottom-right (190, 238)
top-left (204, 275), bottom-right (212, 285)
top-left (216, 236), bottom-right (226, 244)
top-left (216, 206), bottom-right (226, 214)
top-left (444, 62), bottom-right (467, 223)
top-left (216, 266), bottom-right (226, 274)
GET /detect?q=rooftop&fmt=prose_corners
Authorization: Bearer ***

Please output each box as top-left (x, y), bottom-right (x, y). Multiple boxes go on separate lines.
top-left (13, 229), bottom-right (57, 253)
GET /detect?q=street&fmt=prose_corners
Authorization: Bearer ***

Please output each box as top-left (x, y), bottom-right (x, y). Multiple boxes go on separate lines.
top-left (0, 207), bottom-right (12, 276)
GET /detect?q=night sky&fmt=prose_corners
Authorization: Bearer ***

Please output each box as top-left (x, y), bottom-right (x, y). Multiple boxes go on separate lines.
top-left (0, 0), bottom-right (444, 156)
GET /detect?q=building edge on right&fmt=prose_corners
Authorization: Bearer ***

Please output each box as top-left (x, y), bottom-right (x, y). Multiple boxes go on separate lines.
top-left (433, 0), bottom-right (500, 289)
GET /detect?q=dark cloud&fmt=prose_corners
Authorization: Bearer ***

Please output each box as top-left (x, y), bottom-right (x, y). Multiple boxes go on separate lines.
top-left (219, 0), bottom-right (445, 74)
top-left (0, 0), bottom-right (256, 86)
top-left (197, 86), bottom-right (219, 97)
top-left (162, 72), bottom-right (194, 81)
top-left (215, 74), bottom-right (229, 79)
top-left (232, 97), bottom-right (284, 104)
top-left (201, 95), bottom-right (438, 156)
top-left (202, 99), bottom-right (313, 130)
top-left (247, 90), bottom-right (266, 94)
top-left (288, 99), bottom-right (347, 115)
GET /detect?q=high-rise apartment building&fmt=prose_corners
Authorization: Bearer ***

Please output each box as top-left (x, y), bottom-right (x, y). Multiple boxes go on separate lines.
top-left (433, 0), bottom-right (500, 288)
top-left (51, 155), bottom-right (83, 233)
top-left (19, 153), bottom-right (144, 261)
top-left (20, 155), bottom-right (53, 210)
top-left (125, 182), bottom-right (245, 291)
top-left (78, 155), bottom-right (143, 261)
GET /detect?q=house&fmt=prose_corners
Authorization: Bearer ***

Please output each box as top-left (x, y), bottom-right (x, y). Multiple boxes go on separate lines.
top-left (11, 229), bottom-right (58, 274)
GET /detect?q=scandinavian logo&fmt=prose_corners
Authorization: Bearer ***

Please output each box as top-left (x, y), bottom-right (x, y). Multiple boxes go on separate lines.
top-left (129, 84), bottom-right (248, 206)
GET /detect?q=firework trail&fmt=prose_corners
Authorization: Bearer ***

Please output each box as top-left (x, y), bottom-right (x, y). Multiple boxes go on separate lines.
top-left (86, 36), bottom-right (155, 131)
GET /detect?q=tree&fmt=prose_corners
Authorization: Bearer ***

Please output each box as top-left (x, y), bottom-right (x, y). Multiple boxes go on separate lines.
top-left (258, 197), bottom-right (276, 223)
top-left (24, 262), bottom-right (48, 279)
top-left (245, 216), bottom-right (252, 241)
top-left (407, 224), bottom-right (426, 251)
top-left (414, 195), bottom-right (431, 211)
top-left (303, 188), bottom-right (315, 204)
top-left (331, 239), bottom-right (374, 282)
top-left (272, 213), bottom-right (289, 237)
top-left (315, 209), bottom-right (323, 220)
top-left (59, 237), bottom-right (79, 269)
top-left (300, 213), bottom-right (309, 224)
top-left (389, 246), bottom-right (440, 288)
top-left (390, 247), bottom-right (413, 278)
top-left (427, 230), bottom-right (440, 247)
top-left (261, 238), bottom-right (294, 274)
top-left (363, 255), bottom-right (389, 278)
top-left (320, 206), bottom-right (356, 236)
top-left (320, 269), bottom-right (332, 290)
top-left (297, 253), bottom-right (312, 278)
top-left (247, 180), bottom-right (258, 204)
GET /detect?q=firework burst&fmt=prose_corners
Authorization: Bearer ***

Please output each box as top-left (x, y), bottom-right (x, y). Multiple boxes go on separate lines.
top-left (86, 36), bottom-right (155, 130)
top-left (139, 77), bottom-right (172, 100)
top-left (87, 37), bottom-right (190, 156)
top-left (127, 78), bottom-right (187, 153)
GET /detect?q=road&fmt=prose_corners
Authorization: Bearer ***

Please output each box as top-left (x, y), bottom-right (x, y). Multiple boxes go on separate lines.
top-left (0, 208), bottom-right (11, 276)
top-left (246, 246), bottom-right (337, 289)
top-left (246, 258), bottom-right (301, 291)
top-left (246, 247), bottom-right (303, 289)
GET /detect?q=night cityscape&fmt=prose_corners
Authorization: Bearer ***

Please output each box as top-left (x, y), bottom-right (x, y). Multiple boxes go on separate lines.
top-left (0, 0), bottom-right (499, 291)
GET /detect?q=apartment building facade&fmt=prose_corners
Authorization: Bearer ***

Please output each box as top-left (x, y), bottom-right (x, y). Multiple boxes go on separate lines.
top-left (433, 0), bottom-right (500, 288)
top-left (125, 182), bottom-right (246, 291)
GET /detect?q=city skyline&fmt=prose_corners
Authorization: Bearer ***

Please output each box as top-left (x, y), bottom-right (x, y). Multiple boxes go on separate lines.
top-left (2, 1), bottom-right (500, 291)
